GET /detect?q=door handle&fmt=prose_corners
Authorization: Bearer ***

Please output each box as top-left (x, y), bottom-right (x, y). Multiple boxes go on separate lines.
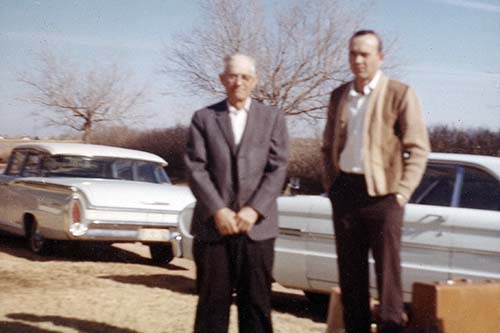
top-left (419, 214), bottom-right (445, 224)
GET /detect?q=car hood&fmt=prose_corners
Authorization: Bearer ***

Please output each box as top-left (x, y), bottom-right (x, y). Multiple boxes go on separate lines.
top-left (17, 177), bottom-right (195, 212)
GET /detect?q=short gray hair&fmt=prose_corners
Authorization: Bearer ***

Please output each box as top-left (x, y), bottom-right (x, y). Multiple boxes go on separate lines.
top-left (222, 53), bottom-right (257, 76)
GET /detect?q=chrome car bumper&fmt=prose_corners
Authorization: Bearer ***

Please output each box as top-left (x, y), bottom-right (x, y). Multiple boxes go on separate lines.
top-left (68, 218), bottom-right (184, 252)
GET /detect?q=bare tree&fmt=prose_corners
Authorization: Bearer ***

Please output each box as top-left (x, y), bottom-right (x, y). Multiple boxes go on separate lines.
top-left (19, 51), bottom-right (146, 142)
top-left (163, 0), bottom-right (371, 118)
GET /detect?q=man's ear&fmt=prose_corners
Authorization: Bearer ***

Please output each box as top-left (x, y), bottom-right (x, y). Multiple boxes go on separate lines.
top-left (251, 75), bottom-right (259, 88)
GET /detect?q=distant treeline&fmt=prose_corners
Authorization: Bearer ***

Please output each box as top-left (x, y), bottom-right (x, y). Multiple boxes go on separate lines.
top-left (428, 125), bottom-right (499, 156)
top-left (89, 125), bottom-right (499, 193)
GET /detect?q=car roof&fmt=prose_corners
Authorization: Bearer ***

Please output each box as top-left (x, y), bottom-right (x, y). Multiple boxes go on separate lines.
top-left (429, 152), bottom-right (500, 179)
top-left (13, 142), bottom-right (167, 166)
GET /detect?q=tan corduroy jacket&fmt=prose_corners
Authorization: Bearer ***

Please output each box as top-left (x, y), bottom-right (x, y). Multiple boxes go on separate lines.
top-left (322, 73), bottom-right (430, 200)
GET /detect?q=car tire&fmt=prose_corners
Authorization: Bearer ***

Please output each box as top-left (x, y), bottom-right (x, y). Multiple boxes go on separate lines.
top-left (27, 219), bottom-right (52, 255)
top-left (304, 291), bottom-right (330, 305)
top-left (149, 243), bottom-right (174, 265)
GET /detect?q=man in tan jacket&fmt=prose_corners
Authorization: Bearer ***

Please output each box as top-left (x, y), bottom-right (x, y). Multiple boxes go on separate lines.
top-left (322, 30), bottom-right (430, 333)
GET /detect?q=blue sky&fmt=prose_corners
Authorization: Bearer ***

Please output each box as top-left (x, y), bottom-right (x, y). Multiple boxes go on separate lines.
top-left (0, 0), bottom-right (499, 138)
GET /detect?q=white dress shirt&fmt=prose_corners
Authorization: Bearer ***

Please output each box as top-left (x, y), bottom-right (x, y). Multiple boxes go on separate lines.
top-left (227, 98), bottom-right (251, 145)
top-left (339, 71), bottom-right (381, 174)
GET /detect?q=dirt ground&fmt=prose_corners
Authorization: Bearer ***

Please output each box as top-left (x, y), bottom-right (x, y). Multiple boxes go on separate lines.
top-left (0, 233), bottom-right (328, 333)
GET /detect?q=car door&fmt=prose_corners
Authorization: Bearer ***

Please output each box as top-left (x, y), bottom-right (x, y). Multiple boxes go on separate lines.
top-left (400, 163), bottom-right (457, 294)
top-left (2, 150), bottom-right (43, 233)
top-left (304, 195), bottom-right (337, 292)
top-left (0, 149), bottom-right (28, 233)
top-left (301, 164), bottom-right (459, 297)
top-left (273, 195), bottom-right (313, 290)
top-left (447, 165), bottom-right (500, 281)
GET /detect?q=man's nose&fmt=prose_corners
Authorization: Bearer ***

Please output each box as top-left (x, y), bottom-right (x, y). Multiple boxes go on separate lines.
top-left (354, 55), bottom-right (364, 63)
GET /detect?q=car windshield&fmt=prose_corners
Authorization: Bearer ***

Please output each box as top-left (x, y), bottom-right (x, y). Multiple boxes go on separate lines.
top-left (42, 155), bottom-right (171, 184)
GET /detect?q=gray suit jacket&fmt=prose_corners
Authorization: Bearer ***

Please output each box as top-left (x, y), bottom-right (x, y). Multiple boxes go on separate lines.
top-left (185, 99), bottom-right (289, 242)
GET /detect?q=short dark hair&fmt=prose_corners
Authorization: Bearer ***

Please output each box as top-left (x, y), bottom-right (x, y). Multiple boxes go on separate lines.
top-left (350, 30), bottom-right (383, 52)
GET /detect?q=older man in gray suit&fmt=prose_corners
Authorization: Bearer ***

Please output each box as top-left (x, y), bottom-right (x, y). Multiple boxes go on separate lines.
top-left (185, 54), bottom-right (289, 333)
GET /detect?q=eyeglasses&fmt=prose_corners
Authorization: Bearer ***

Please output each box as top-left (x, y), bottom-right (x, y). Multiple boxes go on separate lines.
top-left (223, 73), bottom-right (255, 83)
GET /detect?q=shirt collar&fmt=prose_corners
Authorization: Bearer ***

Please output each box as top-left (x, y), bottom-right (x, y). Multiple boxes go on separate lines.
top-left (227, 98), bottom-right (251, 114)
top-left (349, 70), bottom-right (382, 97)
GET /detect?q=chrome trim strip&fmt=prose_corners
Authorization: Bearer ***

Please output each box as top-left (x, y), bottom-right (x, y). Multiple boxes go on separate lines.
top-left (401, 243), bottom-right (451, 254)
top-left (278, 229), bottom-right (333, 240)
top-left (74, 229), bottom-right (179, 242)
top-left (279, 227), bottom-right (305, 236)
top-left (307, 277), bottom-right (339, 284)
top-left (277, 228), bottom-right (500, 258)
top-left (450, 224), bottom-right (500, 234)
top-left (450, 247), bottom-right (500, 258)
top-left (14, 180), bottom-right (76, 193)
top-left (87, 205), bottom-right (181, 215)
top-left (307, 232), bottom-right (335, 240)
top-left (274, 247), bottom-right (310, 255)
top-left (279, 211), bottom-right (332, 220)
top-left (90, 220), bottom-right (177, 228)
top-left (279, 211), bottom-right (317, 219)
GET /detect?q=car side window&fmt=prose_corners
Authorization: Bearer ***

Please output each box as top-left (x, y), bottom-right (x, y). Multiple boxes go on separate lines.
top-left (459, 167), bottom-right (499, 211)
top-left (5, 150), bottom-right (28, 176)
top-left (114, 160), bottom-right (134, 180)
top-left (136, 161), bottom-right (156, 183)
top-left (22, 153), bottom-right (42, 177)
top-left (410, 165), bottom-right (456, 207)
top-left (155, 166), bottom-right (171, 184)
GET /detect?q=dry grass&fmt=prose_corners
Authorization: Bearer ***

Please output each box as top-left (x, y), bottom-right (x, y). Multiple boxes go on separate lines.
top-left (0, 234), bottom-right (327, 333)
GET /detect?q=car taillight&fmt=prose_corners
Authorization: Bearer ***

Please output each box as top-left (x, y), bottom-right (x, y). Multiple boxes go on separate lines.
top-left (71, 200), bottom-right (81, 223)
top-left (69, 198), bottom-right (87, 236)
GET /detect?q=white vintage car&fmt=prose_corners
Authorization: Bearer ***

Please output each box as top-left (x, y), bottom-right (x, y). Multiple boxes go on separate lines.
top-left (0, 142), bottom-right (194, 264)
top-left (178, 153), bottom-right (500, 301)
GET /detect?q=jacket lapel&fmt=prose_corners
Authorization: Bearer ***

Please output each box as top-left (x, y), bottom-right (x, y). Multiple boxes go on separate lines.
top-left (338, 86), bottom-right (350, 130)
top-left (214, 100), bottom-right (237, 155)
top-left (237, 100), bottom-right (258, 155)
top-left (364, 74), bottom-right (389, 134)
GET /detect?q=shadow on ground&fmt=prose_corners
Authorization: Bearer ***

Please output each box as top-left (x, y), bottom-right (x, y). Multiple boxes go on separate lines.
top-left (100, 274), bottom-right (197, 295)
top-left (7, 313), bottom-right (138, 333)
top-left (272, 291), bottom-right (328, 322)
top-left (0, 321), bottom-right (60, 333)
top-left (0, 232), bottom-right (186, 270)
top-left (100, 273), bottom-right (328, 322)
top-left (5, 313), bottom-right (138, 333)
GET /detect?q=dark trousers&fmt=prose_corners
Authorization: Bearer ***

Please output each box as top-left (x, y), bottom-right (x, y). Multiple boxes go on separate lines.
top-left (330, 172), bottom-right (404, 333)
top-left (193, 234), bottom-right (275, 333)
